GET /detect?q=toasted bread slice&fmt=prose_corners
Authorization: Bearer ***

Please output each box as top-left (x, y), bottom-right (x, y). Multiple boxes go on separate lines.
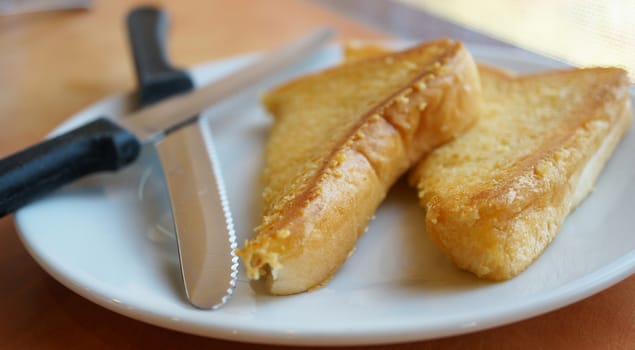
top-left (410, 65), bottom-right (632, 280)
top-left (236, 39), bottom-right (482, 294)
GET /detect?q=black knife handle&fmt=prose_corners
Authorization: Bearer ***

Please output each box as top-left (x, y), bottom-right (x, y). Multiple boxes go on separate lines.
top-left (0, 118), bottom-right (141, 217)
top-left (127, 6), bottom-right (194, 106)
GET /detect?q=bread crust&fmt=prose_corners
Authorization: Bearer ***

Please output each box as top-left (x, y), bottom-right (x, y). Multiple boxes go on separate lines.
top-left (411, 66), bottom-right (632, 280)
top-left (237, 39), bottom-right (482, 294)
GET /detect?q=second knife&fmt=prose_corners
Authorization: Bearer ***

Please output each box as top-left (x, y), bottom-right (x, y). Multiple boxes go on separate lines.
top-left (127, 6), bottom-right (237, 309)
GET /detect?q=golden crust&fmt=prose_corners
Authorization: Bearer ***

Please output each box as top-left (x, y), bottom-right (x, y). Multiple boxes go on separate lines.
top-left (411, 66), bottom-right (632, 280)
top-left (236, 39), bottom-right (483, 294)
top-left (342, 41), bottom-right (392, 62)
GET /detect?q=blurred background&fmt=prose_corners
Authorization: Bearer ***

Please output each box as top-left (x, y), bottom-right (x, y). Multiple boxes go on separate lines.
top-left (404, 0), bottom-right (635, 81)
top-left (316, 0), bottom-right (635, 81)
top-left (2, 0), bottom-right (633, 82)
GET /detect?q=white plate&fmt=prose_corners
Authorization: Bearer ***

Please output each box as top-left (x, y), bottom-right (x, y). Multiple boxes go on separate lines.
top-left (15, 44), bottom-right (635, 346)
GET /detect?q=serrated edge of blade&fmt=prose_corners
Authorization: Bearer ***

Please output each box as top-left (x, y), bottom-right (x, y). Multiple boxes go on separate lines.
top-left (200, 121), bottom-right (239, 310)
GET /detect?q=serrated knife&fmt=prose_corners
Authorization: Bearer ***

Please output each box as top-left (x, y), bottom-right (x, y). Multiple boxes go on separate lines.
top-left (0, 19), bottom-right (334, 306)
top-left (126, 6), bottom-right (237, 309)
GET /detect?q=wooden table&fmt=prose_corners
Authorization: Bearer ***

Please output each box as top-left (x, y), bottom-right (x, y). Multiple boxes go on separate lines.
top-left (0, 0), bottom-right (633, 348)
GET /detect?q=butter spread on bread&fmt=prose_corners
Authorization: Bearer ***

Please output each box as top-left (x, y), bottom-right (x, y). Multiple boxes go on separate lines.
top-left (236, 39), bottom-right (482, 294)
top-left (411, 65), bottom-right (632, 280)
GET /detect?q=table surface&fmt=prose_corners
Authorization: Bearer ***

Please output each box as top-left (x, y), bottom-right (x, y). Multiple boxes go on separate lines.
top-left (0, 0), bottom-right (633, 349)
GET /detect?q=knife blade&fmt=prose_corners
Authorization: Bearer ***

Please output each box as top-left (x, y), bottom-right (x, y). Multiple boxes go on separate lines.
top-left (127, 6), bottom-right (237, 309)
top-left (0, 25), bottom-right (335, 218)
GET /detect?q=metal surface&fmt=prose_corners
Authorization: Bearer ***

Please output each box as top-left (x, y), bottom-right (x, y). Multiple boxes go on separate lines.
top-left (157, 122), bottom-right (237, 309)
top-left (118, 26), bottom-right (335, 142)
top-left (127, 6), bottom-right (238, 309)
top-left (0, 0), bottom-right (90, 14)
